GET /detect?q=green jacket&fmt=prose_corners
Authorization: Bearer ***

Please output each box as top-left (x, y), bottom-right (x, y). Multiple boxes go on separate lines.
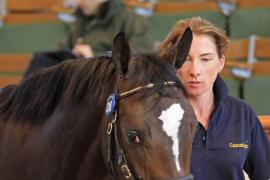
top-left (65, 0), bottom-right (153, 55)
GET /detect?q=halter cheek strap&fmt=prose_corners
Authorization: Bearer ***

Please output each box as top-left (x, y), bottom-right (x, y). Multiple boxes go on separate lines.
top-left (106, 99), bottom-right (138, 180)
top-left (108, 110), bottom-right (135, 179)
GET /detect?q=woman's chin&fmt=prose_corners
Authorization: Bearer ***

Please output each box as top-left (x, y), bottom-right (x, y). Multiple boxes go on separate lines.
top-left (186, 89), bottom-right (204, 98)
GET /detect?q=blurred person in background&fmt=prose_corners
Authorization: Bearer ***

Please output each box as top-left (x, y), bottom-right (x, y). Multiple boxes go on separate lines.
top-left (24, 0), bottom-right (153, 77)
top-left (159, 16), bottom-right (270, 180)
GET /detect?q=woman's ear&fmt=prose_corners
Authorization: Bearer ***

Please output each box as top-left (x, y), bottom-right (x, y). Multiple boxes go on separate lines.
top-left (219, 55), bottom-right (225, 73)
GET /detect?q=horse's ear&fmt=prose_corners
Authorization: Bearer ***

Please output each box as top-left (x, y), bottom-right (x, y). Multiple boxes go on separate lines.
top-left (175, 27), bottom-right (193, 69)
top-left (112, 31), bottom-right (131, 76)
top-left (164, 27), bottom-right (193, 69)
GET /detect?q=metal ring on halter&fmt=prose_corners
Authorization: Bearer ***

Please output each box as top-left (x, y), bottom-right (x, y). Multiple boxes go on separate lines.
top-left (107, 112), bottom-right (117, 134)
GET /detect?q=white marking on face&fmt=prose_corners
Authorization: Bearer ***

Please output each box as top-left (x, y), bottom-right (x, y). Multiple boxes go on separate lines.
top-left (158, 103), bottom-right (184, 172)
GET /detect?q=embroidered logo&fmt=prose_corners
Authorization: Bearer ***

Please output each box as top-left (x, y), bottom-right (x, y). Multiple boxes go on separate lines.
top-left (229, 142), bottom-right (249, 149)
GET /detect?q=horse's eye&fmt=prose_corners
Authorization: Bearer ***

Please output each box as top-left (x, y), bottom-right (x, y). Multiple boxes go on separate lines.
top-left (126, 130), bottom-right (141, 143)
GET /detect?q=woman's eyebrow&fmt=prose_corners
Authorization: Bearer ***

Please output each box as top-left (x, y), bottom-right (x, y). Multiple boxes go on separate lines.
top-left (200, 53), bottom-right (214, 56)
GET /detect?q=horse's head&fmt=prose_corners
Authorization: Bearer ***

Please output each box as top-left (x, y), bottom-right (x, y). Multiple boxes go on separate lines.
top-left (101, 30), bottom-right (197, 180)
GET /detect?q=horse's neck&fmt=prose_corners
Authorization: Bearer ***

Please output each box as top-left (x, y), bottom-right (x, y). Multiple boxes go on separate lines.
top-left (0, 102), bottom-right (110, 180)
top-left (40, 102), bottom-right (110, 179)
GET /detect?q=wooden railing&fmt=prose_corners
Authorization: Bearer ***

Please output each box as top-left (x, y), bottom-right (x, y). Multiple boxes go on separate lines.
top-left (124, 0), bottom-right (220, 13)
top-left (3, 13), bottom-right (58, 24)
top-left (259, 116), bottom-right (270, 138)
top-left (226, 37), bottom-right (270, 61)
top-left (0, 54), bottom-right (32, 87)
top-left (153, 1), bottom-right (219, 13)
top-left (124, 0), bottom-right (270, 13)
top-left (3, 0), bottom-right (73, 24)
top-left (237, 0), bottom-right (270, 8)
top-left (223, 36), bottom-right (270, 78)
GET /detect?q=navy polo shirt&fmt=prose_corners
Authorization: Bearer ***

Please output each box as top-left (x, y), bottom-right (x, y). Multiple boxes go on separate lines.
top-left (191, 76), bottom-right (270, 180)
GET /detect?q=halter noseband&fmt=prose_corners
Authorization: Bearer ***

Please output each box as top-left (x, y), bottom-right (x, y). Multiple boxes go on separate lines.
top-left (105, 81), bottom-right (193, 180)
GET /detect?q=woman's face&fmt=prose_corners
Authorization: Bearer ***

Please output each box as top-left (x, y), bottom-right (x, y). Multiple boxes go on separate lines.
top-left (75, 0), bottom-right (106, 16)
top-left (176, 34), bottom-right (225, 98)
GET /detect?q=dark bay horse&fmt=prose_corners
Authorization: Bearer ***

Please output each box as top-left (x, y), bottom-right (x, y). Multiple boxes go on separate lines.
top-left (0, 30), bottom-right (197, 180)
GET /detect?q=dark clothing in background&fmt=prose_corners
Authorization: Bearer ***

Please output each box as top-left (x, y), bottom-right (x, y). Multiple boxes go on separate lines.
top-left (66, 0), bottom-right (153, 55)
top-left (24, 51), bottom-right (76, 78)
top-left (24, 0), bottom-right (153, 78)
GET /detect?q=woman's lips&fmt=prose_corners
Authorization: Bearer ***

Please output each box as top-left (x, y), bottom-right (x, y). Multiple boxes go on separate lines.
top-left (188, 81), bottom-right (202, 88)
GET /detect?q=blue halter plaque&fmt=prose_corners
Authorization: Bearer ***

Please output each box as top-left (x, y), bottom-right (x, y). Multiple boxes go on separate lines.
top-left (105, 94), bottom-right (116, 117)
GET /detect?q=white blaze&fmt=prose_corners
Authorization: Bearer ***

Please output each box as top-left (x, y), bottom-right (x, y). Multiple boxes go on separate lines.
top-left (158, 103), bottom-right (184, 172)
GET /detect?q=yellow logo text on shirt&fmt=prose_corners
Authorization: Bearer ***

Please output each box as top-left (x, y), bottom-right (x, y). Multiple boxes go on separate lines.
top-left (229, 143), bottom-right (249, 149)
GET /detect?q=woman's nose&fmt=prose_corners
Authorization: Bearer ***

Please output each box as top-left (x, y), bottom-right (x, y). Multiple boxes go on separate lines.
top-left (190, 61), bottom-right (200, 77)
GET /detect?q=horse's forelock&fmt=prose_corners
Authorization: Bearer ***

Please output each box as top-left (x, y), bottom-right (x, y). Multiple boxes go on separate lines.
top-left (128, 53), bottom-right (183, 92)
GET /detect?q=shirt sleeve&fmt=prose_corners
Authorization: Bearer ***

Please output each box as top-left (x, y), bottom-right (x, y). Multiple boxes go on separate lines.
top-left (244, 111), bottom-right (270, 180)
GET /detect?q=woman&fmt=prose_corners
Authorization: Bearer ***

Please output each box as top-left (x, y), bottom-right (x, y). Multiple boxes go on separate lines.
top-left (159, 17), bottom-right (270, 180)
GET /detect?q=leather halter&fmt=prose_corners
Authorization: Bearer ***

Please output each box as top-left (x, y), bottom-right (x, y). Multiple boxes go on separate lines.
top-left (105, 81), bottom-right (193, 180)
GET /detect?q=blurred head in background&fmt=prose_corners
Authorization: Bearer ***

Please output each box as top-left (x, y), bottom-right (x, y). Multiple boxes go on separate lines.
top-left (74, 0), bottom-right (109, 16)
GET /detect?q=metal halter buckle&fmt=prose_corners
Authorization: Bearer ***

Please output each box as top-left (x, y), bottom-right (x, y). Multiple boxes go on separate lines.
top-left (121, 164), bottom-right (132, 179)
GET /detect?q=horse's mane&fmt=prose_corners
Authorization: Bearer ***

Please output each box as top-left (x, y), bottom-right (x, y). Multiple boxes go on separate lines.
top-left (0, 54), bottom-right (182, 123)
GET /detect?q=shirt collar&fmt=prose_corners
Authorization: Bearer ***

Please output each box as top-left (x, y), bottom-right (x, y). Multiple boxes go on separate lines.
top-left (213, 75), bottom-right (229, 106)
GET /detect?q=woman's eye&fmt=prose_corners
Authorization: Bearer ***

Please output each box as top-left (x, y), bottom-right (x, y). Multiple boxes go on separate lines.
top-left (202, 58), bottom-right (211, 62)
top-left (126, 131), bottom-right (141, 143)
top-left (202, 57), bottom-right (212, 62)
